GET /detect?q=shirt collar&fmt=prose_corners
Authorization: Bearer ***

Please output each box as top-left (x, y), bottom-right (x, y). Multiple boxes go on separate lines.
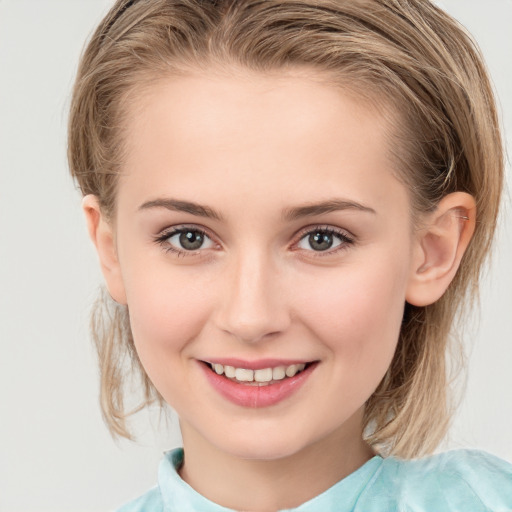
top-left (158, 448), bottom-right (384, 512)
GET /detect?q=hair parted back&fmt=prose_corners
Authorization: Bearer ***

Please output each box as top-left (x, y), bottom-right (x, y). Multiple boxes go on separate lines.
top-left (68, 0), bottom-right (503, 457)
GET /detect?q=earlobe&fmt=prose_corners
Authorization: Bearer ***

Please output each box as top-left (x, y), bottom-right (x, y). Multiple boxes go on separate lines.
top-left (406, 192), bottom-right (476, 307)
top-left (82, 195), bottom-right (127, 305)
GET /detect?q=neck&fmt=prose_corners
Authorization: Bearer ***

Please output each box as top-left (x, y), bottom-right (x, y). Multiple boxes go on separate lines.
top-left (179, 413), bottom-right (375, 512)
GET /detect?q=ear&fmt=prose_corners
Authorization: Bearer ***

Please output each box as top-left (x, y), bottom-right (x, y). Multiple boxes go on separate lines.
top-left (406, 192), bottom-right (476, 307)
top-left (82, 195), bottom-right (127, 305)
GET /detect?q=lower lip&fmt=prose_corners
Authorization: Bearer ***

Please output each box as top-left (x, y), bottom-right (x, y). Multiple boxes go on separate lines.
top-left (199, 362), bottom-right (317, 408)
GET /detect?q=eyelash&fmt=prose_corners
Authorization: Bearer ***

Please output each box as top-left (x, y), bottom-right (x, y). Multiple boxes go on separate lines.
top-left (294, 225), bottom-right (355, 257)
top-left (153, 225), bottom-right (217, 257)
top-left (153, 225), bottom-right (355, 258)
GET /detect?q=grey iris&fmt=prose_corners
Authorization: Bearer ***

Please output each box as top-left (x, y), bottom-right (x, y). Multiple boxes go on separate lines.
top-left (180, 230), bottom-right (204, 250)
top-left (309, 231), bottom-right (333, 251)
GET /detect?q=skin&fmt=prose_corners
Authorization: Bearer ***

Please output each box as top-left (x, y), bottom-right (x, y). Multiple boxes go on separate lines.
top-left (84, 68), bottom-right (475, 511)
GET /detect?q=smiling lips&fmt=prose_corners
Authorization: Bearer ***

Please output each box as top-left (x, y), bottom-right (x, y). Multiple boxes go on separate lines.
top-left (200, 360), bottom-right (317, 407)
top-left (209, 362), bottom-right (307, 385)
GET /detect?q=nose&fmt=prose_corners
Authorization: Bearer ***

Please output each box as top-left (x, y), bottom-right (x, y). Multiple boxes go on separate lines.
top-left (214, 246), bottom-right (290, 344)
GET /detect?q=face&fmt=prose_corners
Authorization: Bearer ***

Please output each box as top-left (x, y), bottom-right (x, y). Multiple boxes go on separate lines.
top-left (106, 69), bottom-right (419, 461)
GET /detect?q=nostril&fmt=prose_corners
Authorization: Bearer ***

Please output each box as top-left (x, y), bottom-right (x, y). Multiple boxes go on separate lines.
top-left (230, 329), bottom-right (282, 344)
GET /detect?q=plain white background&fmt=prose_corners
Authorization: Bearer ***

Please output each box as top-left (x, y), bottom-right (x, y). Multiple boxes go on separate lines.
top-left (0, 1), bottom-right (510, 511)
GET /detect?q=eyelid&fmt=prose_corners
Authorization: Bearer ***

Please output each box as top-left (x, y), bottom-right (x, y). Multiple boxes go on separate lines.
top-left (152, 223), bottom-right (355, 257)
top-left (153, 224), bottom-right (220, 256)
top-left (291, 224), bottom-right (355, 255)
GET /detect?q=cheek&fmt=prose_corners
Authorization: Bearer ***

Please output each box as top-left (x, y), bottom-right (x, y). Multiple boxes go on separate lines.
top-left (122, 260), bottom-right (213, 371)
top-left (294, 257), bottom-right (408, 380)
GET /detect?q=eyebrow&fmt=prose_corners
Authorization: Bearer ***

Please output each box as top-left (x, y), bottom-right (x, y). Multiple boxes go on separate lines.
top-left (138, 197), bottom-right (376, 221)
top-left (138, 198), bottom-right (223, 220)
top-left (283, 199), bottom-right (376, 221)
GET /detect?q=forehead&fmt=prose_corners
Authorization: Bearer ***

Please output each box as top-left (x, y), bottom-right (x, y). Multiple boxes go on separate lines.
top-left (117, 68), bottom-right (408, 217)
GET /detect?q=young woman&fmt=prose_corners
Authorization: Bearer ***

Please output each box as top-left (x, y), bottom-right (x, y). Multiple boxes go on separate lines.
top-left (68, 0), bottom-right (512, 510)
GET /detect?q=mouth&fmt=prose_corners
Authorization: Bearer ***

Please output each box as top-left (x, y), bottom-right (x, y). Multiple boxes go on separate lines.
top-left (202, 361), bottom-right (311, 386)
top-left (198, 359), bottom-right (318, 408)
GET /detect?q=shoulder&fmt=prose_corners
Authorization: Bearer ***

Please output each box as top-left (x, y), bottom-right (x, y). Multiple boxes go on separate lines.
top-left (115, 486), bottom-right (163, 512)
top-left (113, 449), bottom-right (182, 512)
top-left (358, 450), bottom-right (512, 511)
top-left (401, 450), bottom-right (512, 497)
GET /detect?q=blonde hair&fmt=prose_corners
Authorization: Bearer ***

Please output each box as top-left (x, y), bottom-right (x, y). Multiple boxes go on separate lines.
top-left (68, 0), bottom-right (503, 457)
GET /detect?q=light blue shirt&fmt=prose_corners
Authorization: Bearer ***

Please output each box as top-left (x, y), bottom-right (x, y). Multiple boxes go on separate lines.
top-left (117, 448), bottom-right (512, 511)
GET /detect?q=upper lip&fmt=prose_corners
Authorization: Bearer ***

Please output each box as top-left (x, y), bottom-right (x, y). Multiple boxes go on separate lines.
top-left (201, 358), bottom-right (315, 370)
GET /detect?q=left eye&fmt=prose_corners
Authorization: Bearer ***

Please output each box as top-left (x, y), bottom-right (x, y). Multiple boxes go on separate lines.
top-left (297, 229), bottom-right (350, 252)
top-left (165, 228), bottom-right (215, 251)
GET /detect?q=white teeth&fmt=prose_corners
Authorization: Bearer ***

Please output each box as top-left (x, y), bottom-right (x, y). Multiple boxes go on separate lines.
top-left (254, 368), bottom-right (273, 383)
top-left (224, 365), bottom-right (236, 378)
top-left (286, 363), bottom-right (306, 377)
top-left (272, 366), bottom-right (286, 380)
top-left (209, 362), bottom-right (308, 383)
top-left (235, 368), bottom-right (254, 382)
top-left (285, 364), bottom-right (299, 377)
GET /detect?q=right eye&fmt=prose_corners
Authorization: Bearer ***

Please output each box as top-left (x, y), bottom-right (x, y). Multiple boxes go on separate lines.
top-left (155, 227), bottom-right (215, 255)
